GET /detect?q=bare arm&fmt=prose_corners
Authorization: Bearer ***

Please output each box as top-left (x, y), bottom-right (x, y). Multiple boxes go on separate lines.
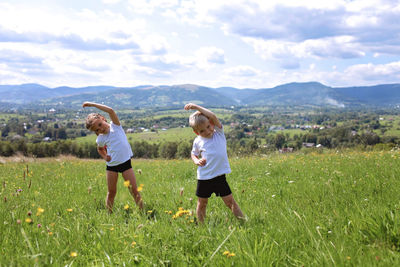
top-left (97, 146), bottom-right (111, 162)
top-left (184, 103), bottom-right (221, 128)
top-left (191, 153), bottom-right (206, 166)
top-left (82, 102), bottom-right (120, 126)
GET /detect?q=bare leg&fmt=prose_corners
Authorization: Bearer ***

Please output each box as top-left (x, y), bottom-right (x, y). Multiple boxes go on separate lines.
top-left (221, 194), bottom-right (245, 220)
top-left (196, 197), bottom-right (208, 223)
top-left (122, 168), bottom-right (143, 210)
top-left (106, 170), bottom-right (118, 213)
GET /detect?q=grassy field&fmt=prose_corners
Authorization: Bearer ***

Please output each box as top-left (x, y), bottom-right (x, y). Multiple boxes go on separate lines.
top-left (1, 150), bottom-right (400, 266)
top-left (379, 115), bottom-right (400, 137)
top-left (76, 126), bottom-right (196, 145)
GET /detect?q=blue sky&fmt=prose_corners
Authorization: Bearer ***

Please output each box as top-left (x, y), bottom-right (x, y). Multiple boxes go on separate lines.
top-left (0, 0), bottom-right (400, 88)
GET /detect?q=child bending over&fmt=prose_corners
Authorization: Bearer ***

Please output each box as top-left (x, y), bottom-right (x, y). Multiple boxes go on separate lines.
top-left (83, 101), bottom-right (143, 213)
top-left (184, 103), bottom-right (245, 223)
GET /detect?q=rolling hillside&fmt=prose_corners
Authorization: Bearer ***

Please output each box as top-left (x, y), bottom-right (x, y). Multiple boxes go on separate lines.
top-left (1, 82), bottom-right (399, 108)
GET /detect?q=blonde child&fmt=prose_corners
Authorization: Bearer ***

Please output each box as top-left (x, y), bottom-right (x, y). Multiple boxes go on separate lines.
top-left (184, 103), bottom-right (244, 223)
top-left (83, 101), bottom-right (143, 213)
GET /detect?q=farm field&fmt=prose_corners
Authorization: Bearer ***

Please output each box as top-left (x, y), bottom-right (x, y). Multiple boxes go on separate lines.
top-left (1, 150), bottom-right (400, 266)
top-left (75, 126), bottom-right (195, 145)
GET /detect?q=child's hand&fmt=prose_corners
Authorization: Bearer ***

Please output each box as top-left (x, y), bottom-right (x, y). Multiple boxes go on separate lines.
top-left (105, 155), bottom-right (111, 162)
top-left (82, 102), bottom-right (93, 108)
top-left (184, 103), bottom-right (197, 110)
top-left (196, 158), bottom-right (206, 166)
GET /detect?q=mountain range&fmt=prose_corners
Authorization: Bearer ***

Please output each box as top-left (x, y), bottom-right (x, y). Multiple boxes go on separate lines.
top-left (1, 82), bottom-right (400, 109)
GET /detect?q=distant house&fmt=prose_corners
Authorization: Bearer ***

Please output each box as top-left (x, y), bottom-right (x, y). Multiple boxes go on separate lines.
top-left (268, 125), bottom-right (284, 132)
top-left (43, 137), bottom-right (52, 142)
top-left (48, 108), bottom-right (56, 113)
top-left (12, 134), bottom-right (23, 140)
top-left (302, 142), bottom-right (315, 148)
top-left (279, 147), bottom-right (294, 153)
top-left (28, 129), bottom-right (38, 135)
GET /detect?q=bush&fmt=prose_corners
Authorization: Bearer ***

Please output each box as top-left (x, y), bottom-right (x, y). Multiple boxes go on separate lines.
top-left (176, 141), bottom-right (192, 159)
top-left (158, 142), bottom-right (178, 159)
top-left (132, 141), bottom-right (159, 158)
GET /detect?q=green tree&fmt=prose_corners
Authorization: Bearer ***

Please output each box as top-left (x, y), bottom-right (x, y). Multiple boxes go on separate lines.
top-left (274, 133), bottom-right (286, 149)
top-left (158, 142), bottom-right (178, 159)
top-left (176, 142), bottom-right (192, 159)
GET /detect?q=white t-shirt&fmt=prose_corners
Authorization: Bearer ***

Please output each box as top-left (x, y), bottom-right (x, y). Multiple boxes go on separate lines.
top-left (191, 126), bottom-right (231, 180)
top-left (96, 122), bottom-right (133, 166)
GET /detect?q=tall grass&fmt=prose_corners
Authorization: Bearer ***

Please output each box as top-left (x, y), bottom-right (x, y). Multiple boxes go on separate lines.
top-left (1, 150), bottom-right (400, 265)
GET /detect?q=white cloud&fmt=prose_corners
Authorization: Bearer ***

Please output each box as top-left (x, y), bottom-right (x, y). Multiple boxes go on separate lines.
top-left (1, 0), bottom-right (400, 88)
top-left (224, 65), bottom-right (259, 77)
top-left (138, 35), bottom-right (169, 55)
top-left (194, 46), bottom-right (225, 69)
top-left (103, 0), bottom-right (122, 4)
top-left (127, 0), bottom-right (179, 15)
top-left (345, 61), bottom-right (400, 81)
top-left (0, 3), bottom-right (147, 51)
top-left (184, 0), bottom-right (400, 57)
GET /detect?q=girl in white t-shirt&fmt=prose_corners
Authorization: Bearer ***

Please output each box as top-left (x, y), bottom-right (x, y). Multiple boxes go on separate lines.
top-left (184, 103), bottom-right (245, 223)
top-left (83, 101), bottom-right (143, 213)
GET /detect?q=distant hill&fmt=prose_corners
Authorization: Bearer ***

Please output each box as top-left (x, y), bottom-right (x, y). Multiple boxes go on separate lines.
top-left (1, 82), bottom-right (400, 108)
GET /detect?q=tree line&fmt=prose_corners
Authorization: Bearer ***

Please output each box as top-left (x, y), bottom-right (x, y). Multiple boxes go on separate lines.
top-left (0, 139), bottom-right (193, 159)
top-left (1, 108), bottom-right (400, 158)
top-left (0, 127), bottom-right (398, 160)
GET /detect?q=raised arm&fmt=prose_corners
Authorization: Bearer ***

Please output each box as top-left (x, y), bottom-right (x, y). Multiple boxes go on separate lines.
top-left (184, 103), bottom-right (221, 128)
top-left (82, 102), bottom-right (120, 126)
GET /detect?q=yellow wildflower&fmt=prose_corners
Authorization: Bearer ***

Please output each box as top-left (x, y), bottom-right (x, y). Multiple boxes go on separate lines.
top-left (223, 250), bottom-right (235, 257)
top-left (25, 218), bottom-right (32, 224)
top-left (36, 207), bottom-right (44, 216)
top-left (124, 204), bottom-right (130, 210)
top-left (123, 180), bottom-right (130, 187)
top-left (67, 209), bottom-right (73, 212)
top-left (173, 207), bottom-right (190, 218)
top-left (70, 252), bottom-right (78, 257)
top-left (131, 241), bottom-right (137, 247)
top-left (137, 184), bottom-right (144, 192)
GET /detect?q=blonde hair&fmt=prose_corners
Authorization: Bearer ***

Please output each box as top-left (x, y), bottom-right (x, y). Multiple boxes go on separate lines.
top-left (189, 111), bottom-right (209, 130)
top-left (85, 113), bottom-right (107, 130)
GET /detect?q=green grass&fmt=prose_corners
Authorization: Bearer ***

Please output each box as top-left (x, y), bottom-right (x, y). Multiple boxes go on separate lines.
top-left (1, 150), bottom-right (400, 265)
top-left (126, 127), bottom-right (195, 144)
top-left (76, 127), bottom-right (195, 145)
top-left (378, 115), bottom-right (400, 136)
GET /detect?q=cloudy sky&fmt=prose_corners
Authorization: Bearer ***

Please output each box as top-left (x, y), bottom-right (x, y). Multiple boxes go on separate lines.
top-left (0, 0), bottom-right (400, 89)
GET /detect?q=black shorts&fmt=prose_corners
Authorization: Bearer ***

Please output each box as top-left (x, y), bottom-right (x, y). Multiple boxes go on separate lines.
top-left (196, 174), bottom-right (232, 198)
top-left (106, 159), bottom-right (132, 173)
